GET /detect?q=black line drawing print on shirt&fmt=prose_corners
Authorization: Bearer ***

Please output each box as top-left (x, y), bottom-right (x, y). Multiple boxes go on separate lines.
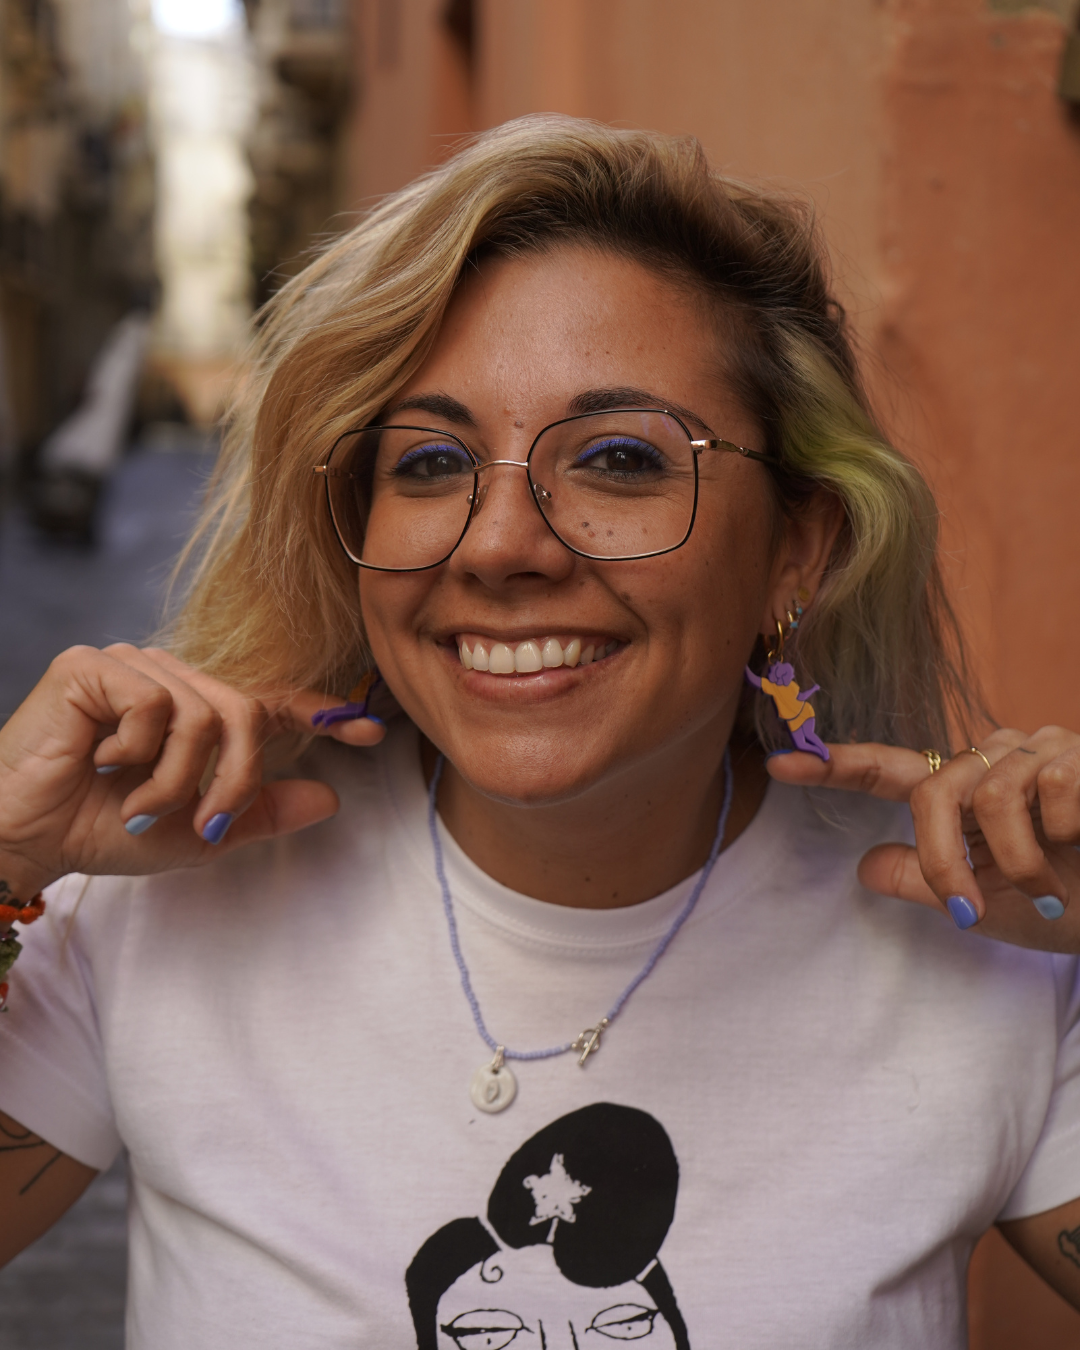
top-left (406, 1102), bottom-right (690, 1349)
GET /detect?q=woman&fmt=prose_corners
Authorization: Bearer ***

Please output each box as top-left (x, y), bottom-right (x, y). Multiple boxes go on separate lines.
top-left (2, 117), bottom-right (1080, 1347)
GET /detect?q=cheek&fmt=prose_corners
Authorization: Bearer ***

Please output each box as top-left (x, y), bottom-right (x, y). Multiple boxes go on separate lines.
top-left (358, 575), bottom-right (427, 651)
top-left (635, 497), bottom-right (774, 656)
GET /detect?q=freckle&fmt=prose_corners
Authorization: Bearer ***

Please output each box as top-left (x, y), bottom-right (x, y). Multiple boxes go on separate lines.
top-left (514, 421), bottom-right (523, 428)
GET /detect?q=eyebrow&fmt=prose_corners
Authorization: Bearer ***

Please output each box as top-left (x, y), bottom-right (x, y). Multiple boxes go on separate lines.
top-left (566, 386), bottom-right (715, 434)
top-left (386, 387), bottom-right (714, 435)
top-left (385, 392), bottom-right (477, 426)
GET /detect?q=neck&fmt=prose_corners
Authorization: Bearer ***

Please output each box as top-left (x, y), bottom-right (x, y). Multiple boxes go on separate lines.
top-left (421, 730), bottom-right (769, 909)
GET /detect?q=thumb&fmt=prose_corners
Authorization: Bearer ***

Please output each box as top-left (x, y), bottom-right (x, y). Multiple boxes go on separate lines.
top-left (212, 779), bottom-right (340, 852)
top-left (858, 842), bottom-right (942, 911)
top-left (767, 741), bottom-right (932, 803)
top-left (271, 689), bottom-right (388, 749)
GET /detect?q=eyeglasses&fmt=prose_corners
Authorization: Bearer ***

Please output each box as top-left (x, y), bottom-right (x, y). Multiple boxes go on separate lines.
top-left (313, 407), bottom-right (773, 572)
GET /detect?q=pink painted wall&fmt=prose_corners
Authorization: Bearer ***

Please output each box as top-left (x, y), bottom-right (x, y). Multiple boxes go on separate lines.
top-left (347, 2), bottom-right (1080, 1339)
top-left (878, 1), bottom-right (1080, 732)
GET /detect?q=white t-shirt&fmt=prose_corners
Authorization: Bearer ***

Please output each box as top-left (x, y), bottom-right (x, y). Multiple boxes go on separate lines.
top-left (2, 718), bottom-right (1080, 1349)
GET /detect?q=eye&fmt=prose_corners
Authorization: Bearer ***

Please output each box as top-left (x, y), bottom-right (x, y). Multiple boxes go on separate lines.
top-left (392, 440), bottom-right (473, 479)
top-left (441, 1309), bottom-right (529, 1349)
top-left (572, 436), bottom-right (664, 477)
top-left (587, 1303), bottom-right (659, 1340)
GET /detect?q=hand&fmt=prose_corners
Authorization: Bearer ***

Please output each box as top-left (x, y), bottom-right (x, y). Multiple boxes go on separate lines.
top-left (0, 645), bottom-right (386, 900)
top-left (766, 727), bottom-right (1080, 952)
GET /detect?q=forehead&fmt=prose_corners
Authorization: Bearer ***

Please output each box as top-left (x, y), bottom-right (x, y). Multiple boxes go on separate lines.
top-left (397, 245), bottom-right (736, 433)
top-left (436, 1244), bottom-right (659, 1312)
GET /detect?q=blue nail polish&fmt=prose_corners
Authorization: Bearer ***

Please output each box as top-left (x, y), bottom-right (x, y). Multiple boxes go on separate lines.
top-left (201, 812), bottom-right (234, 845)
top-left (124, 814), bottom-right (158, 836)
top-left (947, 895), bottom-right (979, 930)
top-left (96, 764), bottom-right (121, 775)
top-left (765, 749), bottom-right (794, 759)
top-left (1033, 895), bottom-right (1066, 921)
top-left (366, 714), bottom-right (385, 726)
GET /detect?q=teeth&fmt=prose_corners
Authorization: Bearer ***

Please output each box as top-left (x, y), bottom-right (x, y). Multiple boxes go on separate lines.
top-left (489, 642), bottom-right (516, 674)
top-left (457, 636), bottom-right (619, 675)
top-left (515, 641), bottom-right (543, 673)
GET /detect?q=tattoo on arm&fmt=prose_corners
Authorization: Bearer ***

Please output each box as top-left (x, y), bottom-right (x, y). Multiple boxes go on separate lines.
top-left (1059, 1224), bottom-right (1080, 1268)
top-left (0, 1115), bottom-right (62, 1197)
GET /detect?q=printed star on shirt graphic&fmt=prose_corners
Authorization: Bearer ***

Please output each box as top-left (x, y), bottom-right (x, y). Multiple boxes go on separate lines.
top-left (523, 1153), bottom-right (592, 1226)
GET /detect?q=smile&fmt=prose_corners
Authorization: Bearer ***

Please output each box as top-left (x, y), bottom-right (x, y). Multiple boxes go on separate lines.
top-left (456, 636), bottom-right (622, 675)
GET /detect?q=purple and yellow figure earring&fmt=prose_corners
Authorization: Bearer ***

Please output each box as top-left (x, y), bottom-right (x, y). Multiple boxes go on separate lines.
top-left (745, 593), bottom-right (830, 761)
top-left (311, 670), bottom-right (383, 729)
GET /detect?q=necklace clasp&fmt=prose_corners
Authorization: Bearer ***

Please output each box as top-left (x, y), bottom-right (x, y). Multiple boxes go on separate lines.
top-left (572, 1017), bottom-right (610, 1067)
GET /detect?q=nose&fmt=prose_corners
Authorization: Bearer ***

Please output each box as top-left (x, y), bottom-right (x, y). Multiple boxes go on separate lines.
top-left (536, 1319), bottom-right (581, 1349)
top-left (449, 459), bottom-right (573, 588)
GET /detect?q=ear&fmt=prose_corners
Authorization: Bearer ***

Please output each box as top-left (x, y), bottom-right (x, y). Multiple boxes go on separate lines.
top-left (759, 490), bottom-right (845, 637)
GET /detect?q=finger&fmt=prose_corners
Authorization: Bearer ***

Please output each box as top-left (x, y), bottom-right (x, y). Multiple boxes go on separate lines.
top-left (0, 648), bottom-right (175, 786)
top-left (1025, 728), bottom-right (1080, 844)
top-left (858, 843), bottom-right (942, 911)
top-left (969, 732), bottom-right (1073, 916)
top-left (195, 778), bottom-right (339, 852)
top-left (136, 649), bottom-right (270, 842)
top-left (905, 745), bottom-right (1005, 925)
top-left (766, 741), bottom-right (933, 802)
top-left (90, 778), bottom-right (341, 872)
top-left (99, 645), bottom-right (225, 830)
top-left (274, 689), bottom-right (387, 747)
top-left (863, 841), bottom-right (1080, 952)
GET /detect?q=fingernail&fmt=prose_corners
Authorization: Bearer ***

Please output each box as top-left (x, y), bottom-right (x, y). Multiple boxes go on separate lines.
top-left (1032, 895), bottom-right (1066, 921)
top-left (366, 714), bottom-right (385, 726)
top-left (765, 749), bottom-right (794, 759)
top-left (124, 814), bottom-right (158, 836)
top-left (947, 895), bottom-right (980, 930)
top-left (96, 764), bottom-right (121, 775)
top-left (201, 812), bottom-right (234, 845)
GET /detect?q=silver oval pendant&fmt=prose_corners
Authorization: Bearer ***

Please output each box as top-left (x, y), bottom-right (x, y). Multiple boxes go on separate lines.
top-left (470, 1060), bottom-right (517, 1113)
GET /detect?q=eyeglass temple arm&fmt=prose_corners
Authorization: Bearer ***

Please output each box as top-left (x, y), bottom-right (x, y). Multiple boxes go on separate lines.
top-left (690, 437), bottom-right (774, 465)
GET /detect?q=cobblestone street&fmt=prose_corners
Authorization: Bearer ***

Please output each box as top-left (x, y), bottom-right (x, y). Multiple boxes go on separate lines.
top-left (0, 436), bottom-right (213, 1347)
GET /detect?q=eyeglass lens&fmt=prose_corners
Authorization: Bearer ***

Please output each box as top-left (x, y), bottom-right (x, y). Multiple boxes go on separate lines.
top-left (324, 410), bottom-right (698, 570)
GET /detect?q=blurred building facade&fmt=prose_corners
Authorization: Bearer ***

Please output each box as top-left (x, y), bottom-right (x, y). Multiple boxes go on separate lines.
top-left (0, 0), bottom-right (155, 478)
top-left (341, 1), bottom-right (1080, 1345)
top-left (245, 0), bottom-right (353, 308)
top-left (147, 5), bottom-right (256, 426)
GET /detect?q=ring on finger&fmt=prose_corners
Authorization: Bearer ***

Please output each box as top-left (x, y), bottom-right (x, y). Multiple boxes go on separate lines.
top-left (921, 749), bottom-right (942, 775)
top-left (966, 746), bottom-right (993, 772)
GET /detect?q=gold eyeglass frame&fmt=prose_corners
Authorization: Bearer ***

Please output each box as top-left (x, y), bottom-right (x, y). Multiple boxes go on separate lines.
top-left (313, 407), bottom-right (776, 572)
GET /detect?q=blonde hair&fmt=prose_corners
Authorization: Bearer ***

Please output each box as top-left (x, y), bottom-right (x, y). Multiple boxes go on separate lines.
top-left (170, 114), bottom-right (980, 750)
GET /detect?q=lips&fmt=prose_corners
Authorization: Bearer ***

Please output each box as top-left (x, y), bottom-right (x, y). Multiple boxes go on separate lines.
top-left (457, 635), bottom-right (621, 675)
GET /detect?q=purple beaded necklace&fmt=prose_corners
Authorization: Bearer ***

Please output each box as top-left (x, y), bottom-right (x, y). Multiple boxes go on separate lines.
top-left (428, 747), bottom-right (734, 1113)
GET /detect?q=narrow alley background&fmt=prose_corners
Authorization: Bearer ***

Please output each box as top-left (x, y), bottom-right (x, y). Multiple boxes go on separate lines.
top-left (2, 1), bottom-right (1080, 1347)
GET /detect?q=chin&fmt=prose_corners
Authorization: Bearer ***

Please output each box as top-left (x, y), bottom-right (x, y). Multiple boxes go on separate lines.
top-left (449, 732), bottom-right (621, 807)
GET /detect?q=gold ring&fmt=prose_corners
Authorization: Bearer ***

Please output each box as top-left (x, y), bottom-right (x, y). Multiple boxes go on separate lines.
top-left (921, 749), bottom-right (942, 774)
top-left (967, 746), bottom-right (992, 772)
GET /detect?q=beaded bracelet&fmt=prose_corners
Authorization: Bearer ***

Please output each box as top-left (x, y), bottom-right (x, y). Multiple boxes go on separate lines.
top-left (0, 893), bottom-right (46, 1012)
